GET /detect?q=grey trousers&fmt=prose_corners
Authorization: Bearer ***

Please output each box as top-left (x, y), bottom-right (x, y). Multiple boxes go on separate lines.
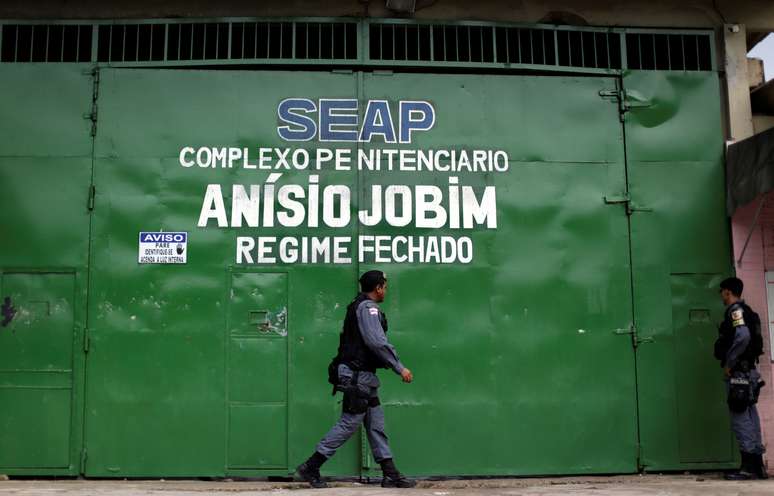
top-left (727, 369), bottom-right (765, 455)
top-left (316, 364), bottom-right (393, 462)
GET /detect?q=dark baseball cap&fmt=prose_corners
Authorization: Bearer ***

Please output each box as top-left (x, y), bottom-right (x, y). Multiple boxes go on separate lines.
top-left (359, 270), bottom-right (387, 292)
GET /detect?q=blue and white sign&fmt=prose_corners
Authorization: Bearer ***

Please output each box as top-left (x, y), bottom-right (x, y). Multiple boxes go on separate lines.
top-left (138, 232), bottom-right (188, 264)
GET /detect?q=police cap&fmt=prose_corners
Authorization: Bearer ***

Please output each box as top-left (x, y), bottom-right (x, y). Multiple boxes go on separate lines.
top-left (359, 270), bottom-right (387, 292)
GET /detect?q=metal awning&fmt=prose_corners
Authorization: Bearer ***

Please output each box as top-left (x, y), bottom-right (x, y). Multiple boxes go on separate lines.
top-left (726, 125), bottom-right (774, 216)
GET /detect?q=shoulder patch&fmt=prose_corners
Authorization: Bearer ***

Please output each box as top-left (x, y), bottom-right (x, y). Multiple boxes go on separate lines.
top-left (368, 307), bottom-right (379, 316)
top-left (731, 308), bottom-right (745, 327)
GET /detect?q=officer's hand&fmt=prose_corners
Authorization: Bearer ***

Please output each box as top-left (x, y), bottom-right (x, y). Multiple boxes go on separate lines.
top-left (724, 367), bottom-right (732, 377)
top-left (401, 368), bottom-right (413, 383)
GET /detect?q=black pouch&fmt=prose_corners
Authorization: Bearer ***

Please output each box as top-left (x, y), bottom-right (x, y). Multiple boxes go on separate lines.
top-left (327, 356), bottom-right (341, 390)
top-left (341, 372), bottom-right (371, 414)
top-left (728, 372), bottom-right (753, 413)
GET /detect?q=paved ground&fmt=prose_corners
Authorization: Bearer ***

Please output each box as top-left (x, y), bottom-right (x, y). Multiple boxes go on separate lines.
top-left (2, 475), bottom-right (774, 495)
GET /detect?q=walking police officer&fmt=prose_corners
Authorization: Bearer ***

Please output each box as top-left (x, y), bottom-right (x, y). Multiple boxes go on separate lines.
top-left (296, 270), bottom-right (416, 489)
top-left (715, 277), bottom-right (767, 480)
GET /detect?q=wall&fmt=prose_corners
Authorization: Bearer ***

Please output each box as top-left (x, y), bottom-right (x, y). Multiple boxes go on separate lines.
top-left (733, 192), bottom-right (774, 464)
top-left (0, 0), bottom-right (773, 31)
top-left (753, 115), bottom-right (774, 134)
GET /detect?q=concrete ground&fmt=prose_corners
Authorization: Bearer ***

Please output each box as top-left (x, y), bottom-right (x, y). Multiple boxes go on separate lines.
top-left (2, 475), bottom-right (774, 495)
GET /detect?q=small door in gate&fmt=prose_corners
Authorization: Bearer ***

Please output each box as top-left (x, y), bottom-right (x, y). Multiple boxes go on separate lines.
top-left (0, 272), bottom-right (75, 469)
top-left (227, 272), bottom-right (289, 470)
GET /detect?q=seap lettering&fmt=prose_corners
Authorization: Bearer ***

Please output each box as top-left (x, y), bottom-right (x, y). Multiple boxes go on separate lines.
top-left (277, 98), bottom-right (435, 143)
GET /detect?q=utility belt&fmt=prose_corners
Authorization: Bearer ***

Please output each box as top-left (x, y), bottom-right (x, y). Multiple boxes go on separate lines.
top-left (327, 358), bottom-right (380, 414)
top-left (728, 369), bottom-right (766, 413)
top-left (336, 370), bottom-right (381, 414)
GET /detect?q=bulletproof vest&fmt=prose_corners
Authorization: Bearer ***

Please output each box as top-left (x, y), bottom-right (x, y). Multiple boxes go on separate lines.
top-left (336, 293), bottom-right (388, 373)
top-left (715, 302), bottom-right (763, 369)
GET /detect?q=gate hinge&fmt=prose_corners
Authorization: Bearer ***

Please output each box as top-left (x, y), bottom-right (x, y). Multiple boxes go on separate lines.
top-left (87, 185), bottom-right (96, 211)
top-left (613, 325), bottom-right (635, 349)
top-left (604, 193), bottom-right (630, 205)
top-left (599, 87), bottom-right (653, 121)
top-left (86, 67), bottom-right (99, 136)
top-left (635, 336), bottom-right (655, 347)
top-left (599, 86), bottom-right (625, 121)
top-left (604, 194), bottom-right (652, 216)
top-left (614, 325), bottom-right (654, 348)
top-left (83, 327), bottom-right (90, 352)
top-left (84, 104), bottom-right (98, 137)
top-left (598, 89), bottom-right (621, 100)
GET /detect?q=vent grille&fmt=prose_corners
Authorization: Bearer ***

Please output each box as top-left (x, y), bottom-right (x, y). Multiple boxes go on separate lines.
top-left (495, 27), bottom-right (557, 66)
top-left (0, 20), bottom-right (715, 73)
top-left (554, 30), bottom-right (621, 69)
top-left (95, 21), bottom-right (357, 63)
top-left (1, 24), bottom-right (92, 62)
top-left (369, 23), bottom-right (623, 70)
top-left (97, 24), bottom-right (167, 62)
top-left (292, 22), bottom-right (358, 60)
top-left (625, 32), bottom-right (712, 71)
top-left (166, 23), bottom-right (230, 61)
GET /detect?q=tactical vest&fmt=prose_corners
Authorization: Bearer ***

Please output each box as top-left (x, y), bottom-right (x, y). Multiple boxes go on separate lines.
top-left (715, 302), bottom-right (763, 370)
top-left (336, 293), bottom-right (389, 373)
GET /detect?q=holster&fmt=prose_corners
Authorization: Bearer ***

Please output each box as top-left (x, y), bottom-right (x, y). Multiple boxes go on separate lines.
top-left (728, 371), bottom-right (754, 413)
top-left (337, 371), bottom-right (376, 414)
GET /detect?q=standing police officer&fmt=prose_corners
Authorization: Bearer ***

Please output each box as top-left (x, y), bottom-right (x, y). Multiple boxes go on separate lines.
top-left (715, 277), bottom-right (767, 480)
top-left (296, 270), bottom-right (416, 489)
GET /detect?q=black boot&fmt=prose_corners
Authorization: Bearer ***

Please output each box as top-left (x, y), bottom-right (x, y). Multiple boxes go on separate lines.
top-left (379, 458), bottom-right (416, 488)
top-left (296, 451), bottom-right (328, 489)
top-left (754, 453), bottom-right (769, 480)
top-left (725, 452), bottom-right (758, 480)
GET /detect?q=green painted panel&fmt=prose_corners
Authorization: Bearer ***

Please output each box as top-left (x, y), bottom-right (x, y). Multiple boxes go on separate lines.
top-left (0, 64), bottom-right (91, 476)
top-left (671, 273), bottom-right (734, 463)
top-left (0, 389), bottom-right (72, 468)
top-left (624, 70), bottom-right (735, 471)
top-left (85, 69), bottom-right (361, 477)
top-left (359, 73), bottom-right (637, 476)
top-left (228, 404), bottom-right (287, 469)
top-left (228, 337), bottom-right (286, 403)
top-left (0, 273), bottom-right (75, 370)
top-left (227, 272), bottom-right (288, 469)
top-left (84, 68), bottom-right (638, 477)
top-left (0, 273), bottom-right (75, 469)
top-left (0, 65), bottom-right (93, 157)
top-left (0, 63), bottom-right (731, 477)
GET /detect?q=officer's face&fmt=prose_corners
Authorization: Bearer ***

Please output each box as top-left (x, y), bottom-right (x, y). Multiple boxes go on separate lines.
top-left (374, 282), bottom-right (387, 303)
top-left (720, 288), bottom-right (734, 306)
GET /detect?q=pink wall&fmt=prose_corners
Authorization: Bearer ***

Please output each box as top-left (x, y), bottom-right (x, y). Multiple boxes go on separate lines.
top-left (732, 192), bottom-right (774, 467)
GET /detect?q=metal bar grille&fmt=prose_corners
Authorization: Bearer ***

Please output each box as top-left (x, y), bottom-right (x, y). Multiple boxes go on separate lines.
top-left (0, 24), bottom-right (92, 62)
top-left (0, 19), bottom-right (715, 73)
top-left (625, 32), bottom-right (712, 71)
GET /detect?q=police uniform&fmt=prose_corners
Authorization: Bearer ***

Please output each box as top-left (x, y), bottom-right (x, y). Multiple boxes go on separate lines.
top-left (717, 300), bottom-right (766, 478)
top-left (296, 284), bottom-right (414, 489)
top-left (315, 293), bottom-right (404, 461)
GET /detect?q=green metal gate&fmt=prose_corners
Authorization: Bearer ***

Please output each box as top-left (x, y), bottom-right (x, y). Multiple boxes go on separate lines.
top-left (0, 18), bottom-right (735, 477)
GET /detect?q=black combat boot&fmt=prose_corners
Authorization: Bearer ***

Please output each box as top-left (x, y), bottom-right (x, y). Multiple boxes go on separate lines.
top-left (754, 453), bottom-right (769, 480)
top-left (296, 451), bottom-right (328, 488)
top-left (725, 452), bottom-right (758, 480)
top-left (379, 458), bottom-right (416, 488)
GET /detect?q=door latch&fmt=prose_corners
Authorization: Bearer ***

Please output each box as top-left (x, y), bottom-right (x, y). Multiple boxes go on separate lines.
top-left (613, 325), bottom-right (654, 348)
top-left (604, 194), bottom-right (630, 205)
top-left (604, 194), bottom-right (652, 215)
